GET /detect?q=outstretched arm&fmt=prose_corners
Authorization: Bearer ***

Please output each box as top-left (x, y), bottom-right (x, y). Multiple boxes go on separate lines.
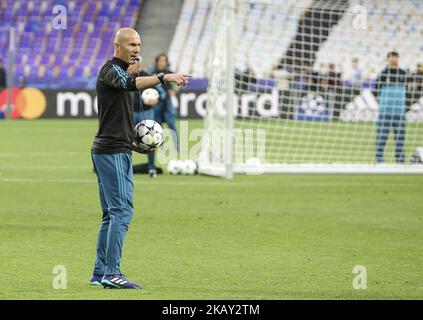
top-left (103, 64), bottom-right (191, 91)
top-left (135, 73), bottom-right (191, 90)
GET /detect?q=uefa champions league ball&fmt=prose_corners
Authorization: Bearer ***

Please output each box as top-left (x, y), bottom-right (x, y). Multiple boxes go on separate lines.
top-left (141, 88), bottom-right (160, 105)
top-left (134, 120), bottom-right (163, 152)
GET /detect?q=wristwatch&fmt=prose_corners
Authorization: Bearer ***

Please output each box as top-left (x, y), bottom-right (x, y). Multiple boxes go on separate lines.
top-left (156, 72), bottom-right (166, 85)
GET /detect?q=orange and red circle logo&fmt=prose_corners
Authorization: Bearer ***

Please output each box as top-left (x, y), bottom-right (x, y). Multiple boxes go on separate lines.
top-left (0, 87), bottom-right (47, 119)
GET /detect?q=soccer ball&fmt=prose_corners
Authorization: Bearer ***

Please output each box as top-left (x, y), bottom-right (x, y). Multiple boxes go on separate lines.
top-left (167, 159), bottom-right (198, 175)
top-left (141, 88), bottom-right (160, 106)
top-left (246, 157), bottom-right (261, 166)
top-left (182, 160), bottom-right (198, 175)
top-left (167, 159), bottom-right (183, 175)
top-left (134, 120), bottom-right (163, 152)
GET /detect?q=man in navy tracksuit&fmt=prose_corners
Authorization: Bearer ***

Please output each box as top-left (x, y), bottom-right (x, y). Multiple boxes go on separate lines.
top-left (89, 28), bottom-right (190, 289)
top-left (374, 51), bottom-right (407, 164)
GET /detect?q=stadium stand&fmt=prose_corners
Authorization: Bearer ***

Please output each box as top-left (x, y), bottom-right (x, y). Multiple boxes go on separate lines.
top-left (169, 0), bottom-right (423, 80)
top-left (0, 0), bottom-right (142, 89)
top-left (135, 0), bottom-right (184, 70)
top-left (168, 0), bottom-right (314, 78)
top-left (0, 0), bottom-right (422, 91)
top-left (316, 0), bottom-right (423, 80)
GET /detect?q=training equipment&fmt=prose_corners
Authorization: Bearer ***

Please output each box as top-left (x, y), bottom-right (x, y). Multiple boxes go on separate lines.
top-left (182, 160), bottom-right (198, 175)
top-left (167, 159), bottom-right (198, 175)
top-left (167, 159), bottom-right (183, 175)
top-left (141, 88), bottom-right (160, 106)
top-left (134, 120), bottom-right (163, 152)
top-left (410, 148), bottom-right (423, 164)
top-left (198, 0), bottom-right (423, 177)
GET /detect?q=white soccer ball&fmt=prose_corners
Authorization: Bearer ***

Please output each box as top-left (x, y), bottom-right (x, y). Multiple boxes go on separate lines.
top-left (167, 159), bottom-right (183, 175)
top-left (134, 120), bottom-right (163, 152)
top-left (246, 157), bottom-right (261, 166)
top-left (245, 157), bottom-right (263, 175)
top-left (141, 88), bottom-right (160, 105)
top-left (182, 160), bottom-right (198, 175)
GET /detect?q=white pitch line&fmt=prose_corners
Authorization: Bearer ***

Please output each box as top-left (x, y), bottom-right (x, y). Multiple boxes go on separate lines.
top-left (0, 177), bottom-right (253, 187)
top-left (2, 127), bottom-right (96, 132)
top-left (0, 177), bottom-right (421, 187)
top-left (0, 151), bottom-right (87, 157)
top-left (0, 166), bottom-right (91, 171)
top-left (0, 177), bottom-right (96, 184)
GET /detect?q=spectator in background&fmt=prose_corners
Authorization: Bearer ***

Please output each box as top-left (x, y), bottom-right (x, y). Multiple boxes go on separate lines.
top-left (327, 63), bottom-right (341, 90)
top-left (302, 60), bottom-right (320, 92)
top-left (290, 65), bottom-right (309, 91)
top-left (343, 57), bottom-right (363, 88)
top-left (235, 65), bottom-right (257, 94)
top-left (408, 63), bottom-right (423, 105)
top-left (149, 53), bottom-right (179, 151)
top-left (373, 51), bottom-right (407, 164)
top-left (326, 63), bottom-right (343, 118)
top-left (18, 76), bottom-right (26, 89)
top-left (0, 59), bottom-right (7, 90)
top-left (127, 60), bottom-right (165, 178)
top-left (0, 59), bottom-right (5, 119)
top-left (52, 66), bottom-right (61, 79)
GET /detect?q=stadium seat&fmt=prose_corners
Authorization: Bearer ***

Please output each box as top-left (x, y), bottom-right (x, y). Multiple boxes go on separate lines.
top-left (0, 0), bottom-right (143, 89)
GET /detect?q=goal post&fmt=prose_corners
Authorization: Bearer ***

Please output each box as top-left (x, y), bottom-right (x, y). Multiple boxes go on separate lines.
top-left (198, 0), bottom-right (423, 176)
top-left (224, 0), bottom-right (235, 179)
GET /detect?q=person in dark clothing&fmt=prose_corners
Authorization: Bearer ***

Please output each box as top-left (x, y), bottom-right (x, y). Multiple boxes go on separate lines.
top-left (408, 63), bottom-right (423, 105)
top-left (18, 76), bottom-right (26, 89)
top-left (327, 63), bottom-right (341, 90)
top-left (149, 53), bottom-right (179, 151)
top-left (373, 51), bottom-right (407, 164)
top-left (0, 59), bottom-right (7, 90)
top-left (89, 28), bottom-right (190, 289)
top-left (235, 65), bottom-right (257, 94)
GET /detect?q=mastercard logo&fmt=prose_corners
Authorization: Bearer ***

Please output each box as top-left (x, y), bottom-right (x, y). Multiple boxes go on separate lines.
top-left (0, 87), bottom-right (47, 119)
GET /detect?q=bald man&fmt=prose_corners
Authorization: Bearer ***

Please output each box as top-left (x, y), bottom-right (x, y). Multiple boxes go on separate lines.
top-left (89, 28), bottom-right (190, 289)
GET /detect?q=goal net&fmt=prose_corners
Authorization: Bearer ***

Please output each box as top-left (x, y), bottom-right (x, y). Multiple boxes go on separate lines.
top-left (198, 0), bottom-right (423, 177)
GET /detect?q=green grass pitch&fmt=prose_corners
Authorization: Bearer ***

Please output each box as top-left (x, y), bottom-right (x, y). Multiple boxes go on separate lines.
top-left (0, 119), bottom-right (422, 299)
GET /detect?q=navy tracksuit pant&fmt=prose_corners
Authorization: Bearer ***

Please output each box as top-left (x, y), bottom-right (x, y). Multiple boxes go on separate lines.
top-left (375, 112), bottom-right (406, 163)
top-left (91, 152), bottom-right (134, 276)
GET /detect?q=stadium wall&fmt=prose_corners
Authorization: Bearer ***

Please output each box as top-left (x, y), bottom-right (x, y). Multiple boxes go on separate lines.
top-left (1, 81), bottom-right (422, 121)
